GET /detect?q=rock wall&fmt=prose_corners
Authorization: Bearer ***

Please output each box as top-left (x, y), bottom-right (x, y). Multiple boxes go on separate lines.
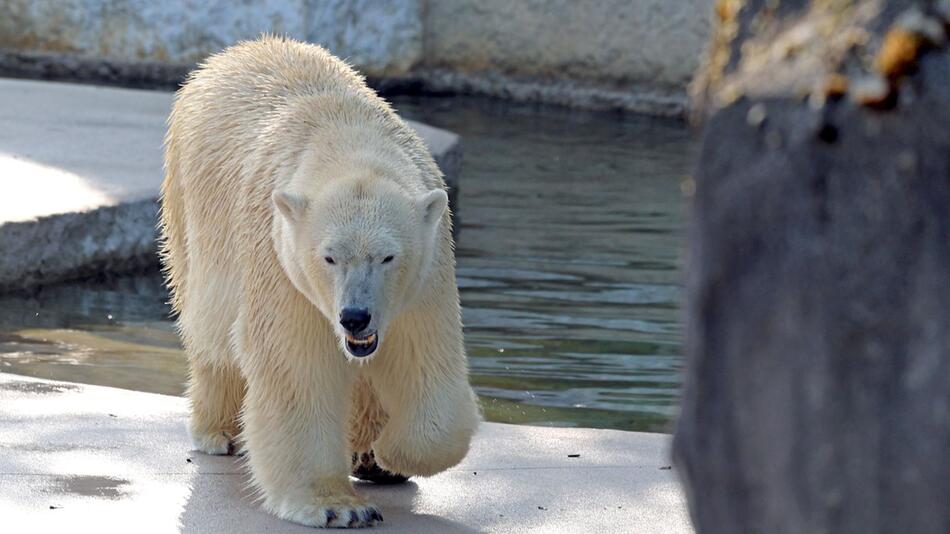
top-left (674, 0), bottom-right (950, 532)
top-left (0, 0), bottom-right (423, 77)
top-left (426, 0), bottom-right (707, 89)
top-left (0, 0), bottom-right (712, 115)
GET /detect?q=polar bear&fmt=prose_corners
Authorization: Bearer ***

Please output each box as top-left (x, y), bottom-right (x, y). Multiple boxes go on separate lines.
top-left (159, 36), bottom-right (480, 528)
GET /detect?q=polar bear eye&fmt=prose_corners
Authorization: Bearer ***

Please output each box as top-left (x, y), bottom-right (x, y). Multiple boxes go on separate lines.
top-left (382, 255), bottom-right (394, 264)
top-left (324, 256), bottom-right (335, 265)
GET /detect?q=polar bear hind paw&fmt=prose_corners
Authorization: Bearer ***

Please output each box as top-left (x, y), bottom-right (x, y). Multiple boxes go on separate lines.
top-left (191, 430), bottom-right (238, 455)
top-left (351, 450), bottom-right (410, 485)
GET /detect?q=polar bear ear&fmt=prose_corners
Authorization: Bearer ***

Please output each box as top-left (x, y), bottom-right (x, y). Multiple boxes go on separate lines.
top-left (272, 191), bottom-right (308, 221)
top-left (418, 189), bottom-right (448, 231)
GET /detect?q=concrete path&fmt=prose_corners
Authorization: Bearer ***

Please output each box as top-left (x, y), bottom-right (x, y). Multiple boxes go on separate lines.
top-left (0, 373), bottom-right (692, 533)
top-left (0, 78), bottom-right (461, 291)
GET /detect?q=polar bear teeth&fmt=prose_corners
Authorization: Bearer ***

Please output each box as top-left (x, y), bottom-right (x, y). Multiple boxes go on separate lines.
top-left (346, 333), bottom-right (377, 346)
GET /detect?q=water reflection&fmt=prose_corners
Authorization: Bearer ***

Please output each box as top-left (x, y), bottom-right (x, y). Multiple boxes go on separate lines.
top-left (0, 96), bottom-right (695, 432)
top-left (394, 97), bottom-right (694, 432)
top-left (0, 272), bottom-right (185, 396)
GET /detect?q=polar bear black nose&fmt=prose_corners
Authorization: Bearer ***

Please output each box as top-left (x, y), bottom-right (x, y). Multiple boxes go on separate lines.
top-left (340, 308), bottom-right (371, 334)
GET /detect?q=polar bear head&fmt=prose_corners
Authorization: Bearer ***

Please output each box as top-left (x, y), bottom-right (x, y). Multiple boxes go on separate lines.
top-left (272, 177), bottom-right (448, 359)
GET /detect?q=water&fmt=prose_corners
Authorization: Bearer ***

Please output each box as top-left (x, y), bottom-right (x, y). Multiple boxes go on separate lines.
top-left (0, 96), bottom-right (695, 433)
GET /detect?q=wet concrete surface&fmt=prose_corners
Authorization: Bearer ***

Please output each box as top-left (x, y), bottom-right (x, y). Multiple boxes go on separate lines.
top-left (0, 373), bottom-right (693, 533)
top-left (53, 475), bottom-right (131, 499)
top-left (0, 379), bottom-right (80, 394)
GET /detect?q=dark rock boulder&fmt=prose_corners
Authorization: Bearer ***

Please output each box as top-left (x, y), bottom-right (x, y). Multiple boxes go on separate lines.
top-left (674, 1), bottom-right (950, 533)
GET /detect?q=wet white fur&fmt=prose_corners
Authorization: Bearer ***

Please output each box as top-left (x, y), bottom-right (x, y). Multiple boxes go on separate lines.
top-left (159, 36), bottom-right (480, 528)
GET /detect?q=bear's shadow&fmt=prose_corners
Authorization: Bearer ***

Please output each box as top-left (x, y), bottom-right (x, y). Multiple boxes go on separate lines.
top-left (176, 452), bottom-right (481, 532)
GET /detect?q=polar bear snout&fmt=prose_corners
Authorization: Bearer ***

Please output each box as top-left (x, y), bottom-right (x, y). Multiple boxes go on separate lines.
top-left (340, 307), bottom-right (379, 358)
top-left (340, 307), bottom-right (371, 334)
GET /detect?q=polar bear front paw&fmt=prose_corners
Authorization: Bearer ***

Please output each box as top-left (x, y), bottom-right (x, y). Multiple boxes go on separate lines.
top-left (191, 430), bottom-right (237, 455)
top-left (276, 497), bottom-right (383, 528)
top-left (374, 432), bottom-right (470, 477)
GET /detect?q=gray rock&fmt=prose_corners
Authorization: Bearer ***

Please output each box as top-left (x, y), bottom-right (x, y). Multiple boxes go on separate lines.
top-left (674, 1), bottom-right (950, 533)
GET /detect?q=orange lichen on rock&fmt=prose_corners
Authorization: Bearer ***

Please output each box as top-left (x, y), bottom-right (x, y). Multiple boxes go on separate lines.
top-left (874, 7), bottom-right (947, 78)
top-left (716, 0), bottom-right (741, 22)
top-left (823, 73), bottom-right (850, 97)
top-left (809, 72), bottom-right (850, 109)
top-left (875, 27), bottom-right (923, 78)
top-left (691, 0), bottom-right (745, 121)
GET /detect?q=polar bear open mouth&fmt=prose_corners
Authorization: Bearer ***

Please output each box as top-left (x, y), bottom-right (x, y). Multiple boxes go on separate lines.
top-left (345, 331), bottom-right (378, 357)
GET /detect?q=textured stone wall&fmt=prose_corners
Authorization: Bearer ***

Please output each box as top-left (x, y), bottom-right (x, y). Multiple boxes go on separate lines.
top-left (0, 0), bottom-right (423, 77)
top-left (0, 0), bottom-right (713, 115)
top-left (424, 0), bottom-right (710, 92)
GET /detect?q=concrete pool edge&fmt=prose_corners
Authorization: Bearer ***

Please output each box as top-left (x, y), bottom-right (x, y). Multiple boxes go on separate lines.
top-left (0, 78), bottom-right (462, 293)
top-left (0, 51), bottom-right (691, 119)
top-left (0, 372), bottom-right (693, 533)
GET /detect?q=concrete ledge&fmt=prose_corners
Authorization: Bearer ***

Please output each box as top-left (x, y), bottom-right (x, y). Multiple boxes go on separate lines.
top-left (0, 49), bottom-right (189, 91)
top-left (417, 68), bottom-right (688, 117)
top-left (0, 51), bottom-right (690, 117)
top-left (0, 373), bottom-right (691, 533)
top-left (0, 78), bottom-right (461, 292)
top-left (0, 199), bottom-right (159, 292)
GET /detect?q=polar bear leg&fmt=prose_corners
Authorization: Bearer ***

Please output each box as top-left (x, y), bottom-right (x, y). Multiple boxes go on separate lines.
top-left (238, 292), bottom-right (381, 528)
top-left (367, 338), bottom-right (480, 477)
top-left (187, 360), bottom-right (244, 455)
top-left (348, 378), bottom-right (409, 484)
top-left (347, 375), bottom-right (386, 453)
top-left (179, 278), bottom-right (245, 456)
top-left (241, 359), bottom-right (381, 527)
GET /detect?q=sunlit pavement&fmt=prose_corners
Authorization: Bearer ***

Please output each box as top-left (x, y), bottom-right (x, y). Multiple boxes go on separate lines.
top-left (0, 373), bottom-right (692, 533)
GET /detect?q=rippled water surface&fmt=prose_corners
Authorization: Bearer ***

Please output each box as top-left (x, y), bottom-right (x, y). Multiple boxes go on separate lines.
top-left (0, 96), bottom-right (695, 432)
